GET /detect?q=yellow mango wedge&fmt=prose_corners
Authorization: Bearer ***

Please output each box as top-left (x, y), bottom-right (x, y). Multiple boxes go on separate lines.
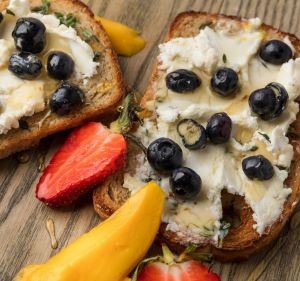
top-left (15, 181), bottom-right (164, 281)
top-left (96, 16), bottom-right (146, 56)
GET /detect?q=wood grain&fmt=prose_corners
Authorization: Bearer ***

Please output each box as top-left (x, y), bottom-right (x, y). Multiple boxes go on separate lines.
top-left (1, 0), bottom-right (300, 280)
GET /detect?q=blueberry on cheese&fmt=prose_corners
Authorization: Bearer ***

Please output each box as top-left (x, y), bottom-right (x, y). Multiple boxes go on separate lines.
top-left (147, 138), bottom-right (183, 173)
top-left (206, 112), bottom-right (232, 144)
top-left (170, 167), bottom-right (202, 200)
top-left (12, 17), bottom-right (46, 54)
top-left (47, 51), bottom-right (75, 80)
top-left (166, 69), bottom-right (201, 93)
top-left (249, 82), bottom-right (288, 120)
top-left (210, 67), bottom-right (239, 96)
top-left (177, 119), bottom-right (207, 150)
top-left (9, 52), bottom-right (42, 80)
top-left (242, 155), bottom-right (274, 180)
top-left (259, 39), bottom-right (293, 65)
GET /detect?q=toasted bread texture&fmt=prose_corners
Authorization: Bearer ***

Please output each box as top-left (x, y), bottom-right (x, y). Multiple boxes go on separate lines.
top-left (0, 0), bottom-right (125, 159)
top-left (93, 12), bottom-right (300, 261)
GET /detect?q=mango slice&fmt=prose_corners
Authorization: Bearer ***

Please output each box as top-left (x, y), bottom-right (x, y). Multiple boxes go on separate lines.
top-left (15, 181), bottom-right (164, 281)
top-left (96, 16), bottom-right (146, 57)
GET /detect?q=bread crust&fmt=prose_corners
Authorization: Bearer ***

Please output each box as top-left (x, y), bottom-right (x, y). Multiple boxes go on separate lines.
top-left (93, 12), bottom-right (300, 261)
top-left (0, 0), bottom-right (125, 159)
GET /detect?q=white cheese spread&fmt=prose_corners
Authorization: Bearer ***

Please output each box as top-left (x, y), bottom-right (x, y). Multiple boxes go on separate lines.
top-left (0, 0), bottom-right (98, 135)
top-left (124, 18), bottom-right (300, 244)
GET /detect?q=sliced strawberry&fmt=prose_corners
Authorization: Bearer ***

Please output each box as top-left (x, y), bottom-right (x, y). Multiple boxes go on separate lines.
top-left (36, 122), bottom-right (126, 206)
top-left (135, 245), bottom-right (221, 281)
top-left (138, 261), bottom-right (220, 281)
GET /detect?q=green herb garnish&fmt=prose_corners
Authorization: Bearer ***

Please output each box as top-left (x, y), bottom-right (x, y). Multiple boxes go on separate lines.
top-left (81, 28), bottom-right (99, 42)
top-left (199, 21), bottom-right (213, 30)
top-left (249, 145), bottom-right (258, 152)
top-left (275, 165), bottom-right (288, 171)
top-left (218, 221), bottom-right (231, 247)
top-left (32, 0), bottom-right (50, 15)
top-left (222, 53), bottom-right (227, 63)
top-left (93, 51), bottom-right (101, 62)
top-left (200, 226), bottom-right (215, 237)
top-left (6, 9), bottom-right (15, 16)
top-left (55, 12), bottom-right (77, 27)
top-left (258, 132), bottom-right (271, 143)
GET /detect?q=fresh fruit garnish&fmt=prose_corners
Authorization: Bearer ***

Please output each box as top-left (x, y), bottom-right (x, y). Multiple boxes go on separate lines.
top-left (9, 52), bottom-right (43, 80)
top-left (133, 244), bottom-right (219, 281)
top-left (170, 167), bottom-right (202, 200)
top-left (177, 118), bottom-right (207, 150)
top-left (12, 17), bottom-right (46, 54)
top-left (47, 51), bottom-right (75, 80)
top-left (259, 39), bottom-right (293, 65)
top-left (210, 67), bottom-right (239, 96)
top-left (50, 82), bottom-right (85, 115)
top-left (206, 112), bottom-right (232, 144)
top-left (242, 155), bottom-right (274, 180)
top-left (166, 69), bottom-right (201, 93)
top-left (36, 122), bottom-right (126, 206)
top-left (17, 181), bottom-right (164, 281)
top-left (147, 138), bottom-right (183, 173)
top-left (249, 82), bottom-right (288, 120)
top-left (95, 16), bottom-right (146, 57)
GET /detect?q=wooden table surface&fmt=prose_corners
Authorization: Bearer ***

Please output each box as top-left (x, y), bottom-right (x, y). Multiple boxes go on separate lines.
top-left (1, 0), bottom-right (300, 280)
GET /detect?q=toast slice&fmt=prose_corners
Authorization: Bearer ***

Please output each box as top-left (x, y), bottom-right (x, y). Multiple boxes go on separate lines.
top-left (0, 0), bottom-right (125, 159)
top-left (93, 12), bottom-right (300, 261)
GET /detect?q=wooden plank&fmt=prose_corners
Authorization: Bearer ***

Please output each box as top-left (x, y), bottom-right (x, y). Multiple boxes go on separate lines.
top-left (0, 0), bottom-right (300, 280)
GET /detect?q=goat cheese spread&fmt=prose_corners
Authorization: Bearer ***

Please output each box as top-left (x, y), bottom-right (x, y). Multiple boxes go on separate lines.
top-left (123, 18), bottom-right (300, 244)
top-left (0, 0), bottom-right (98, 134)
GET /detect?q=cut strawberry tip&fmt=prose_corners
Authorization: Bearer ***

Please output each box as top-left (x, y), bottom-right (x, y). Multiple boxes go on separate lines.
top-left (36, 122), bottom-right (126, 207)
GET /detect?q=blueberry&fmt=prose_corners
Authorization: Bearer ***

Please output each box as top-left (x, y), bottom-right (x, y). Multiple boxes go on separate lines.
top-left (206, 112), bottom-right (232, 144)
top-left (242, 155), bottom-right (274, 180)
top-left (177, 119), bottom-right (207, 150)
top-left (249, 82), bottom-right (288, 120)
top-left (8, 52), bottom-right (42, 80)
top-left (12, 17), bottom-right (46, 54)
top-left (47, 51), bottom-right (75, 80)
top-left (170, 167), bottom-right (201, 200)
top-left (211, 67), bottom-right (239, 97)
top-left (50, 83), bottom-right (85, 115)
top-left (166, 69), bottom-right (201, 93)
top-left (147, 138), bottom-right (183, 173)
top-left (260, 40), bottom-right (293, 65)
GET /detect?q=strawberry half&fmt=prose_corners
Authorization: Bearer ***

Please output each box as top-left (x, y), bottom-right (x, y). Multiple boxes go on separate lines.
top-left (36, 122), bottom-right (126, 206)
top-left (134, 245), bottom-right (220, 281)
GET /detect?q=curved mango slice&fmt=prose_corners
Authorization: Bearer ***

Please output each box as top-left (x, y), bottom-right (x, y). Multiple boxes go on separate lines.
top-left (96, 16), bottom-right (146, 57)
top-left (15, 181), bottom-right (164, 281)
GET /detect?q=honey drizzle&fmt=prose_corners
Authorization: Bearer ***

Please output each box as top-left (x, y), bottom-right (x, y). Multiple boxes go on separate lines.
top-left (46, 218), bottom-right (58, 249)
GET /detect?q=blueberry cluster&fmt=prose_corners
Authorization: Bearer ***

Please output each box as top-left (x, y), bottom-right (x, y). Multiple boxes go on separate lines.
top-left (9, 17), bottom-right (84, 115)
top-left (154, 39), bottom-right (293, 189)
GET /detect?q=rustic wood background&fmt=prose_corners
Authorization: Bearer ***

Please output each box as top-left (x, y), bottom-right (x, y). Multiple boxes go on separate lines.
top-left (1, 0), bottom-right (300, 280)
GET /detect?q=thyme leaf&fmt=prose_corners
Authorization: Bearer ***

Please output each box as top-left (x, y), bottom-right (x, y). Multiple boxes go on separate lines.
top-left (222, 53), bottom-right (227, 63)
top-left (258, 132), bottom-right (271, 143)
top-left (6, 9), bottom-right (15, 16)
top-left (31, 0), bottom-right (50, 15)
top-left (55, 12), bottom-right (77, 27)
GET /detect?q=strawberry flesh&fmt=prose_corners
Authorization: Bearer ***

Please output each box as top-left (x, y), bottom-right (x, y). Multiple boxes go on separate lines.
top-left (138, 261), bottom-right (221, 281)
top-left (36, 122), bottom-right (126, 206)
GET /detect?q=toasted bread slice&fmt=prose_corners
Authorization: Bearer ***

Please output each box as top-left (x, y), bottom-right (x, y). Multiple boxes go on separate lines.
top-left (93, 12), bottom-right (300, 261)
top-left (0, 0), bottom-right (125, 159)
